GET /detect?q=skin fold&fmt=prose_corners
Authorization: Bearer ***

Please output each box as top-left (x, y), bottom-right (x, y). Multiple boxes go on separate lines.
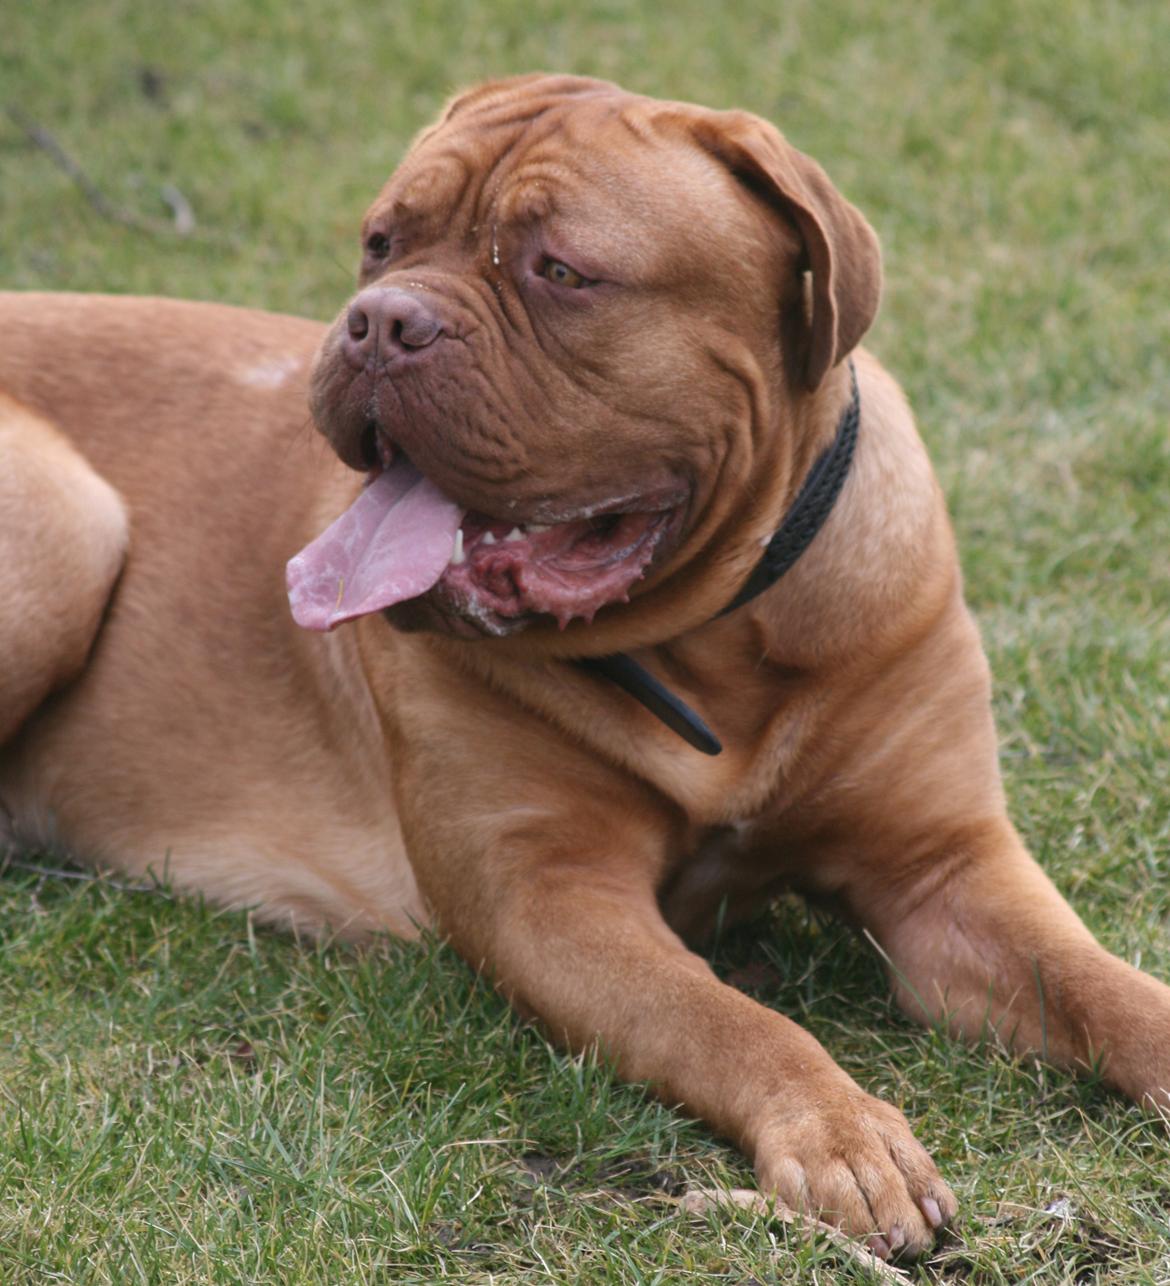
top-left (2, 75), bottom-right (1168, 1262)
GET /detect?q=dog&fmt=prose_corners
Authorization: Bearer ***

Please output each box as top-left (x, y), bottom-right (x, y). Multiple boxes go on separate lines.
top-left (2, 74), bottom-right (1168, 1261)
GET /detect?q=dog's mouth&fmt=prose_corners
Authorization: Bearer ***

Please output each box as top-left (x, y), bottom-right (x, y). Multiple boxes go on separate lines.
top-left (287, 436), bottom-right (684, 637)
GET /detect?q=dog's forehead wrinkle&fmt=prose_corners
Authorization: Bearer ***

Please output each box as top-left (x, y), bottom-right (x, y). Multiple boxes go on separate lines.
top-left (465, 74), bottom-right (620, 113)
top-left (449, 81), bottom-right (624, 143)
top-left (369, 159), bottom-right (476, 242)
top-left (431, 103), bottom-right (632, 219)
top-left (496, 173), bottom-right (559, 228)
top-left (447, 108), bottom-right (573, 215)
top-left (399, 154), bottom-right (472, 205)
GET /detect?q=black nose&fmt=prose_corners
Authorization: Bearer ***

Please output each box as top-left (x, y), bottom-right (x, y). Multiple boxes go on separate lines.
top-left (342, 287), bottom-right (447, 366)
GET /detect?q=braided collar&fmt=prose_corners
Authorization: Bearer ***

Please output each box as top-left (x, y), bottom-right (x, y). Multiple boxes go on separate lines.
top-left (578, 359), bottom-right (860, 755)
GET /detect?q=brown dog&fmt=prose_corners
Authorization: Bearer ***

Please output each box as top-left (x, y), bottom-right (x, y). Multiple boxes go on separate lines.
top-left (2, 74), bottom-right (1168, 1261)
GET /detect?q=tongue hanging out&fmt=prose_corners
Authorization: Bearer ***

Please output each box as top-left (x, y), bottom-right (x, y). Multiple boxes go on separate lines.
top-left (287, 455), bottom-right (678, 635)
top-left (287, 459), bottom-right (464, 631)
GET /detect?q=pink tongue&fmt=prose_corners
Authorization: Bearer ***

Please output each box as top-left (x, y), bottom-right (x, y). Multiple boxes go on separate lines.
top-left (287, 460), bottom-right (465, 631)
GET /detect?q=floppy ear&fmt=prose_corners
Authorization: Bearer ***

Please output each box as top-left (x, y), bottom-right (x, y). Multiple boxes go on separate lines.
top-left (690, 111), bottom-right (882, 391)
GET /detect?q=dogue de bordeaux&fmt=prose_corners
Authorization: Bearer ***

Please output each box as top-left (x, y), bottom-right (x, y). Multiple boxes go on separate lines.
top-left (3, 75), bottom-right (1168, 1260)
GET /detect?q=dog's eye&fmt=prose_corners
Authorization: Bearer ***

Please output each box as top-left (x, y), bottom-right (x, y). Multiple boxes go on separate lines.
top-left (540, 258), bottom-right (586, 289)
top-left (365, 232), bottom-right (392, 260)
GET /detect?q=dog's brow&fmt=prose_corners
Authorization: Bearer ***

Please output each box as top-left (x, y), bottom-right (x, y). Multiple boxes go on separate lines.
top-left (496, 174), bottom-right (557, 227)
top-left (390, 157), bottom-right (475, 224)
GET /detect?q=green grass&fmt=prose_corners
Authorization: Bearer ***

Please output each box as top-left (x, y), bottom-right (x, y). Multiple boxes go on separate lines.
top-left (3, 0), bottom-right (1170, 1280)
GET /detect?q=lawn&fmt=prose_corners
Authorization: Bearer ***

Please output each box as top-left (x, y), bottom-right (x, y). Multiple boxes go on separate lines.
top-left (2, 0), bottom-right (1169, 1280)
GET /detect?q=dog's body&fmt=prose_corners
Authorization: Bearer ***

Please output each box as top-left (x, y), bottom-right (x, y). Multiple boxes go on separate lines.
top-left (3, 76), bottom-right (1169, 1260)
top-left (0, 299), bottom-right (429, 936)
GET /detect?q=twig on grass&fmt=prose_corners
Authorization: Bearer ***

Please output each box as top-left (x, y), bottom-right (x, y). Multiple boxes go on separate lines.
top-left (4, 104), bottom-right (220, 244)
top-left (675, 1187), bottom-right (912, 1283)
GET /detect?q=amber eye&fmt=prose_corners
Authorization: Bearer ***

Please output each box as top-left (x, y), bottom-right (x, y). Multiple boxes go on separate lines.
top-left (365, 231), bottom-right (391, 260)
top-left (540, 258), bottom-right (586, 288)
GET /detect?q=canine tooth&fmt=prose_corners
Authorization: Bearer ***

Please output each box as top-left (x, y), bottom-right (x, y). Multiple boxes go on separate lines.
top-left (504, 527), bottom-right (523, 542)
top-left (527, 523), bottom-right (550, 533)
top-left (482, 531), bottom-right (497, 545)
top-left (450, 530), bottom-right (466, 565)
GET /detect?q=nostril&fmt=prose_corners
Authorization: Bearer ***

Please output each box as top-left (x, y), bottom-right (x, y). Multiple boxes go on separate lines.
top-left (347, 304), bottom-right (370, 341)
top-left (394, 312), bottom-right (443, 350)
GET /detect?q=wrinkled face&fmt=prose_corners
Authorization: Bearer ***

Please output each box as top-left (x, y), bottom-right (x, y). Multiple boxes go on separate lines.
top-left (293, 78), bottom-right (804, 644)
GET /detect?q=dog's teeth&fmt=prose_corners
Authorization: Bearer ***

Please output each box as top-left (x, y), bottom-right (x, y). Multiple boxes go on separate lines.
top-left (527, 523), bottom-right (550, 534)
top-left (482, 531), bottom-right (497, 546)
top-left (504, 527), bottom-right (523, 542)
top-left (450, 530), bottom-right (466, 565)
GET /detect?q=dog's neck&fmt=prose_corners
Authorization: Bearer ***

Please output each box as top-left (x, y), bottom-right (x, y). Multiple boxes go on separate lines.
top-left (580, 360), bottom-right (861, 756)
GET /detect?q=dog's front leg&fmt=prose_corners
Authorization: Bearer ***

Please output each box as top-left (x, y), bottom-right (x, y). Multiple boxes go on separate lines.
top-left (398, 726), bottom-right (954, 1259)
top-left (858, 816), bottom-right (1170, 1110)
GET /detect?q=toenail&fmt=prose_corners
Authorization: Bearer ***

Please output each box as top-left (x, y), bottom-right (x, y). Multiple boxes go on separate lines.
top-left (867, 1235), bottom-right (891, 1260)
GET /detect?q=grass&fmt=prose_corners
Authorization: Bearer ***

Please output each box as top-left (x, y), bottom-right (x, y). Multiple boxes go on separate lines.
top-left (3, 0), bottom-right (1169, 1280)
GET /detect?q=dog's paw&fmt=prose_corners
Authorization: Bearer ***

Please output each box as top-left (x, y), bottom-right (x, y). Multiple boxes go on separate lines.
top-left (753, 1089), bottom-right (955, 1259)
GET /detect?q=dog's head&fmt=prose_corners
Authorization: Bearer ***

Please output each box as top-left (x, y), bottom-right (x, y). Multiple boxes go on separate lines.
top-left (289, 74), bottom-right (880, 652)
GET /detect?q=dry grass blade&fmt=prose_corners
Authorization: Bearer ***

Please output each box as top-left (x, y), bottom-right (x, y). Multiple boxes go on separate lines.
top-left (5, 104), bottom-right (180, 237)
top-left (4, 104), bottom-right (234, 246)
top-left (676, 1187), bottom-right (912, 1283)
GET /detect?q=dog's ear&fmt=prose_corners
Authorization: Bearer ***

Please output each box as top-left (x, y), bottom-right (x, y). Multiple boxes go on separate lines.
top-left (690, 111), bottom-right (882, 391)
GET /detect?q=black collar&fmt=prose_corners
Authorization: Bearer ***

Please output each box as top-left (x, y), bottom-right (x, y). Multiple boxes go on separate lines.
top-left (578, 359), bottom-right (860, 756)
